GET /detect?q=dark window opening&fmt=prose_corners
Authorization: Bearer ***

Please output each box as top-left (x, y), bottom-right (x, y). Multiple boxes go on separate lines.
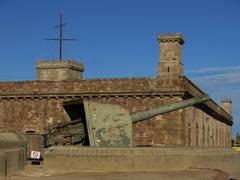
top-left (63, 102), bottom-right (89, 146)
top-left (196, 123), bottom-right (199, 147)
top-left (64, 103), bottom-right (86, 121)
top-left (25, 130), bottom-right (36, 134)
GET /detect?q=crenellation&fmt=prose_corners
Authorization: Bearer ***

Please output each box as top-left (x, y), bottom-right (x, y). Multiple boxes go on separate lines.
top-left (36, 60), bottom-right (84, 81)
top-left (157, 32), bottom-right (184, 44)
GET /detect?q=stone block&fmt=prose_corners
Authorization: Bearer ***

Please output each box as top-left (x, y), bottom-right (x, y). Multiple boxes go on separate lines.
top-left (0, 152), bottom-right (6, 176)
top-left (19, 148), bottom-right (26, 170)
top-left (190, 151), bottom-right (240, 174)
top-left (1, 148), bottom-right (25, 176)
top-left (44, 147), bottom-right (240, 175)
top-left (44, 147), bottom-right (191, 174)
top-left (0, 133), bottom-right (27, 149)
top-left (36, 60), bottom-right (84, 81)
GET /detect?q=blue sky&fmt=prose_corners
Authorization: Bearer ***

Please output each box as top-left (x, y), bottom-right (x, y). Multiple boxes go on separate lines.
top-left (0, 0), bottom-right (239, 138)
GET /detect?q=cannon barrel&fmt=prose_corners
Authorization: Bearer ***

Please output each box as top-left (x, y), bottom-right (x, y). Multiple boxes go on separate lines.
top-left (54, 95), bottom-right (211, 147)
top-left (130, 95), bottom-right (210, 123)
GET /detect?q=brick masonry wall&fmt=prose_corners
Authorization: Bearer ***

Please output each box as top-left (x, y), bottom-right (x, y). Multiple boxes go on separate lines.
top-left (0, 95), bottom-right (183, 146)
top-left (0, 77), bottom-right (233, 147)
top-left (0, 98), bottom-right (64, 133)
top-left (0, 77), bottom-right (185, 95)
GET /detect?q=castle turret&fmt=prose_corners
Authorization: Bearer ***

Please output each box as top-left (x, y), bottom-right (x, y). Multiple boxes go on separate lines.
top-left (221, 99), bottom-right (232, 115)
top-left (36, 60), bottom-right (84, 81)
top-left (157, 32), bottom-right (184, 77)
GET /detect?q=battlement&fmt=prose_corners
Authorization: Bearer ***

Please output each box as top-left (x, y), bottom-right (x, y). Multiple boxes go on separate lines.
top-left (36, 60), bottom-right (84, 81)
top-left (221, 99), bottom-right (232, 103)
top-left (157, 32), bottom-right (184, 44)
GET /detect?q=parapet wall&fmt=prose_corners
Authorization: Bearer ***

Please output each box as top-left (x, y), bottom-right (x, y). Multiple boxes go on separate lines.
top-left (0, 77), bottom-right (185, 95)
top-left (44, 147), bottom-right (240, 174)
top-left (36, 60), bottom-right (84, 81)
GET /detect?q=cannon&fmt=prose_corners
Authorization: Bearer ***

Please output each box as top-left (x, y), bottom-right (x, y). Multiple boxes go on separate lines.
top-left (44, 95), bottom-right (210, 147)
top-left (43, 120), bottom-right (88, 147)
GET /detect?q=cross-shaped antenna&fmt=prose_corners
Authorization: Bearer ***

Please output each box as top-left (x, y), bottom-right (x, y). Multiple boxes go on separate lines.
top-left (45, 14), bottom-right (77, 62)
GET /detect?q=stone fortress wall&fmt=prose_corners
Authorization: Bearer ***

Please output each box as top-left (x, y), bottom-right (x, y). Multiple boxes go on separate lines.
top-left (184, 106), bottom-right (231, 148)
top-left (0, 33), bottom-right (233, 147)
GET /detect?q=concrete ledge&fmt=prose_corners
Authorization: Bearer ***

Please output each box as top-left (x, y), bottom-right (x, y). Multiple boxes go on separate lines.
top-left (0, 133), bottom-right (27, 149)
top-left (190, 153), bottom-right (240, 174)
top-left (0, 152), bottom-right (5, 176)
top-left (2, 149), bottom-right (21, 176)
top-left (0, 148), bottom-right (26, 176)
top-left (44, 147), bottom-right (240, 175)
top-left (0, 133), bottom-right (27, 176)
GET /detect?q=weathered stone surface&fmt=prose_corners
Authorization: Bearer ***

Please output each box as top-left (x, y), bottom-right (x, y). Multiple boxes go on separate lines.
top-left (0, 78), bottom-right (232, 147)
top-left (183, 106), bottom-right (232, 148)
top-left (0, 133), bottom-right (27, 176)
top-left (0, 77), bottom-right (185, 95)
top-left (1, 148), bottom-right (22, 176)
top-left (44, 147), bottom-right (240, 174)
top-left (221, 99), bottom-right (232, 115)
top-left (0, 152), bottom-right (5, 176)
top-left (157, 32), bottom-right (184, 77)
top-left (36, 60), bottom-right (84, 81)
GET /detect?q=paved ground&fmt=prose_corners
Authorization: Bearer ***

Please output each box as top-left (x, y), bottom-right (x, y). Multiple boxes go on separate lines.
top-left (2, 170), bottom-right (232, 180)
